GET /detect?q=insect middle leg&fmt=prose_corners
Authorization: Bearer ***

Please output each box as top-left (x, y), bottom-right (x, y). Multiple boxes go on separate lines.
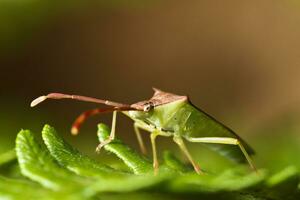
top-left (173, 136), bottom-right (203, 174)
top-left (187, 137), bottom-right (257, 172)
top-left (133, 123), bottom-right (147, 155)
top-left (150, 131), bottom-right (159, 175)
top-left (96, 110), bottom-right (117, 152)
top-left (150, 130), bottom-right (171, 175)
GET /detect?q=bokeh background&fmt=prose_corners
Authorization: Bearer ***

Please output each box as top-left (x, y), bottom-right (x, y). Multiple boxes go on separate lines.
top-left (1, 0), bottom-right (300, 172)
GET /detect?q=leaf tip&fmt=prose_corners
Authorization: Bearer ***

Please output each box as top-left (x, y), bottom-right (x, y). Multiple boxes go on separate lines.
top-left (17, 129), bottom-right (31, 138)
top-left (43, 124), bottom-right (54, 130)
top-left (97, 123), bottom-right (110, 134)
top-left (97, 123), bottom-right (110, 141)
top-left (42, 124), bottom-right (57, 138)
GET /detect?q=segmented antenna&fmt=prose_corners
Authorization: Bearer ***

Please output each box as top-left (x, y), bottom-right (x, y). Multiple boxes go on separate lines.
top-left (30, 93), bottom-right (132, 108)
top-left (71, 107), bottom-right (129, 135)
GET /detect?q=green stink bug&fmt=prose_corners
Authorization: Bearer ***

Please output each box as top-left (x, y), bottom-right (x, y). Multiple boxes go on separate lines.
top-left (31, 88), bottom-right (256, 174)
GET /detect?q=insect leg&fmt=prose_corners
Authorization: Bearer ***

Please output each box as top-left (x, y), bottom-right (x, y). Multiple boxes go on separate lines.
top-left (150, 131), bottom-right (160, 175)
top-left (187, 137), bottom-right (257, 172)
top-left (133, 123), bottom-right (147, 155)
top-left (237, 141), bottom-right (257, 172)
top-left (96, 110), bottom-right (117, 152)
top-left (173, 136), bottom-right (203, 174)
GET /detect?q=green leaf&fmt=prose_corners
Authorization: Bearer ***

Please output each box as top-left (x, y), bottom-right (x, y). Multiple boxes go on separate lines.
top-left (0, 175), bottom-right (98, 200)
top-left (266, 166), bottom-right (299, 198)
top-left (15, 129), bottom-right (88, 191)
top-left (0, 149), bottom-right (16, 166)
top-left (3, 123), bottom-right (299, 200)
top-left (163, 151), bottom-right (191, 173)
top-left (42, 124), bottom-right (114, 177)
top-left (0, 175), bottom-right (55, 199)
top-left (167, 168), bottom-right (266, 193)
top-left (97, 123), bottom-right (153, 174)
top-left (267, 166), bottom-right (299, 187)
top-left (41, 124), bottom-right (168, 193)
top-left (0, 149), bottom-right (18, 178)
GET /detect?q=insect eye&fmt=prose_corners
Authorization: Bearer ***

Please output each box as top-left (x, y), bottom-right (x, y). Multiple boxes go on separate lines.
top-left (143, 102), bottom-right (154, 112)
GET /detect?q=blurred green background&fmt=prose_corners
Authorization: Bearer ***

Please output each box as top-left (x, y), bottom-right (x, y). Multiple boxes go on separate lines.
top-left (1, 0), bottom-right (300, 173)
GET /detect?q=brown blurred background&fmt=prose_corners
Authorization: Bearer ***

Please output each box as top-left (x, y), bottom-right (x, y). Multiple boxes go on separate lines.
top-left (1, 0), bottom-right (300, 160)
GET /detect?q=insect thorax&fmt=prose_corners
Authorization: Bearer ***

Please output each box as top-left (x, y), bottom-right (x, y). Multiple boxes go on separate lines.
top-left (123, 99), bottom-right (188, 133)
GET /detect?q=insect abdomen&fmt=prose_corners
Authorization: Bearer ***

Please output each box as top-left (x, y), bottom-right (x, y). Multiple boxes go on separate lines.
top-left (168, 103), bottom-right (254, 163)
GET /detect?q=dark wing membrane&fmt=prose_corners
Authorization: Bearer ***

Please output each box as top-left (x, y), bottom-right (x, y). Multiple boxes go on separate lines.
top-left (183, 102), bottom-right (255, 163)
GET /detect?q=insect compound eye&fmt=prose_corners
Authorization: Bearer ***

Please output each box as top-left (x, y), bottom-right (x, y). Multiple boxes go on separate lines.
top-left (143, 102), bottom-right (154, 112)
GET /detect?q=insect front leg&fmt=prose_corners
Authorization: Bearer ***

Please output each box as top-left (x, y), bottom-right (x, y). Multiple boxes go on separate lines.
top-left (173, 136), bottom-right (203, 174)
top-left (133, 123), bottom-right (147, 155)
top-left (96, 111), bottom-right (117, 152)
top-left (186, 137), bottom-right (257, 172)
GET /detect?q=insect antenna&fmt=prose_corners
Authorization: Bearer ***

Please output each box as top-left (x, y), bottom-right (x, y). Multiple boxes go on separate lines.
top-left (71, 107), bottom-right (130, 135)
top-left (30, 93), bottom-right (137, 135)
top-left (30, 93), bottom-right (132, 108)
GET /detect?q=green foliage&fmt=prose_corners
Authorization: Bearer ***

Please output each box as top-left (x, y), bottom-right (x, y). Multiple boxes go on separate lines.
top-left (97, 123), bottom-right (153, 174)
top-left (0, 124), bottom-right (299, 199)
top-left (0, 149), bottom-right (16, 166)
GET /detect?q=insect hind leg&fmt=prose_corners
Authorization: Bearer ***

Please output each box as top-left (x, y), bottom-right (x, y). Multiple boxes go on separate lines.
top-left (173, 136), bottom-right (203, 174)
top-left (237, 141), bottom-right (257, 172)
top-left (187, 137), bottom-right (257, 172)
